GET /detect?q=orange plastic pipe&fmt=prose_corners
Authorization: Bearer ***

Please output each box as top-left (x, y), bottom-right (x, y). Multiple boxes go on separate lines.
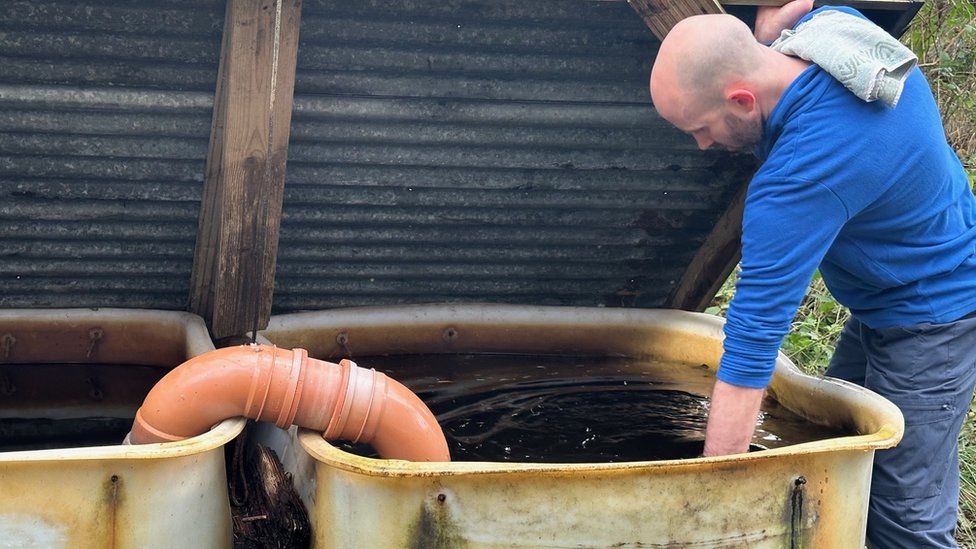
top-left (128, 345), bottom-right (450, 462)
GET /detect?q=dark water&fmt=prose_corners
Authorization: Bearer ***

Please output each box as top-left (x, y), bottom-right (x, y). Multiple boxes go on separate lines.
top-left (337, 354), bottom-right (850, 463)
top-left (0, 417), bottom-right (135, 451)
top-left (0, 363), bottom-right (164, 451)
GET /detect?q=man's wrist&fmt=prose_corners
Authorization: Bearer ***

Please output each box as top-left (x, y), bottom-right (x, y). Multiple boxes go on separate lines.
top-left (702, 380), bottom-right (765, 457)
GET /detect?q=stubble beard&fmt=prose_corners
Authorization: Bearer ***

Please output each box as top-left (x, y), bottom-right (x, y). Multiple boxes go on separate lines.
top-left (723, 113), bottom-right (763, 152)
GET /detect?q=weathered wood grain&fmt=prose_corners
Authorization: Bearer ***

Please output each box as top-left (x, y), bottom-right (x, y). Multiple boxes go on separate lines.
top-left (189, 0), bottom-right (302, 339)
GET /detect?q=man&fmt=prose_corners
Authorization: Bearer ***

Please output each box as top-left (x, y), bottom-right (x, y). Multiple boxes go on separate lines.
top-left (650, 4), bottom-right (976, 547)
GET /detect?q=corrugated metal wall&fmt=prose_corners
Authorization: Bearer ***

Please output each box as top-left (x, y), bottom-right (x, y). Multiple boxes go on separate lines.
top-left (0, 0), bottom-right (752, 312)
top-left (0, 0), bottom-right (224, 308)
top-left (275, 0), bottom-right (749, 311)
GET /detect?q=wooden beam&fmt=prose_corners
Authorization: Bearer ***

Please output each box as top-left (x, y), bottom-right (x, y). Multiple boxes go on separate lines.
top-left (627, 0), bottom-right (725, 40)
top-left (887, 1), bottom-right (925, 38)
top-left (189, 0), bottom-right (302, 339)
top-left (664, 180), bottom-right (748, 311)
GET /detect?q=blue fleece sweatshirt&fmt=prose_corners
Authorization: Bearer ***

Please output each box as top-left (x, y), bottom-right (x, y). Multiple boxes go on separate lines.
top-left (717, 7), bottom-right (976, 389)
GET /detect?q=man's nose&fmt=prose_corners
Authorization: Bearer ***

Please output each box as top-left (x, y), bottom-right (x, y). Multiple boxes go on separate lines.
top-left (694, 135), bottom-right (713, 151)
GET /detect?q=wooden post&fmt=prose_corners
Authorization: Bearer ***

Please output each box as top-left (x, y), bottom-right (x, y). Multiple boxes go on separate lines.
top-left (627, 0), bottom-right (725, 40)
top-left (189, 0), bottom-right (302, 339)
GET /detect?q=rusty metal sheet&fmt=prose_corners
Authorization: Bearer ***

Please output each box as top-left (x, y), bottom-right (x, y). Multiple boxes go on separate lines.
top-left (275, 0), bottom-right (749, 312)
top-left (0, 0), bottom-right (224, 309)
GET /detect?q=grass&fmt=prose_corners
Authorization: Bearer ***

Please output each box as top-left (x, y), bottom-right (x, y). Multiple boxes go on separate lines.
top-left (706, 267), bottom-right (844, 376)
top-left (706, 270), bottom-right (849, 373)
top-left (961, 408), bottom-right (976, 544)
top-left (706, 0), bottom-right (976, 543)
top-left (903, 0), bottom-right (976, 170)
top-left (906, 1), bottom-right (976, 545)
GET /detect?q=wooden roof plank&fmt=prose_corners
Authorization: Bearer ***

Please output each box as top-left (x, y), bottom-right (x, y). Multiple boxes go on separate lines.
top-left (627, 0), bottom-right (726, 41)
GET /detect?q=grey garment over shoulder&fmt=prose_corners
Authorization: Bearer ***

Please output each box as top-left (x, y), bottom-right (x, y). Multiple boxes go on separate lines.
top-left (770, 10), bottom-right (918, 107)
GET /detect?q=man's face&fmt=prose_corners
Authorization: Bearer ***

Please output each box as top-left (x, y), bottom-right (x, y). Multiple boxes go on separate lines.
top-left (650, 66), bottom-right (763, 153)
top-left (680, 107), bottom-right (763, 153)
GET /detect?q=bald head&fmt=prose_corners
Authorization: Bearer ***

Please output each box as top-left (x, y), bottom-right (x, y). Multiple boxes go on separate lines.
top-left (650, 15), bottom-right (765, 124)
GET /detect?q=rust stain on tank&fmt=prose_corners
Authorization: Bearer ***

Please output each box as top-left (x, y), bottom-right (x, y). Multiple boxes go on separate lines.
top-left (87, 328), bottom-right (104, 360)
top-left (103, 473), bottom-right (123, 549)
top-left (409, 490), bottom-right (467, 549)
top-left (788, 475), bottom-right (809, 549)
top-left (1, 333), bottom-right (16, 360)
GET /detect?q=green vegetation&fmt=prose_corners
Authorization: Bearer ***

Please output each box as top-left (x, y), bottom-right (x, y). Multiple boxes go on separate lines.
top-left (907, 1), bottom-right (976, 544)
top-left (707, 0), bottom-right (976, 543)
top-left (904, 0), bottom-right (976, 173)
top-left (706, 270), bottom-right (849, 371)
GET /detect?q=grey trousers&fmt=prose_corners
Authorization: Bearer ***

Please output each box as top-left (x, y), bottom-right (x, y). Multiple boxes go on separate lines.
top-left (826, 311), bottom-right (976, 548)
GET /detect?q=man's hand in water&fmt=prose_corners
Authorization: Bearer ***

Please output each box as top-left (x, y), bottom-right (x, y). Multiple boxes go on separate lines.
top-left (702, 380), bottom-right (765, 457)
top-left (754, 0), bottom-right (814, 45)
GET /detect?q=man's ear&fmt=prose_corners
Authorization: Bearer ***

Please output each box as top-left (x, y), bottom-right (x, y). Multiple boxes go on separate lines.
top-left (726, 89), bottom-right (757, 113)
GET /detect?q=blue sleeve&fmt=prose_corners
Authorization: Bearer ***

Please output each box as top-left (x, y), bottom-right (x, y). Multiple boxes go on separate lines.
top-left (717, 174), bottom-right (848, 388)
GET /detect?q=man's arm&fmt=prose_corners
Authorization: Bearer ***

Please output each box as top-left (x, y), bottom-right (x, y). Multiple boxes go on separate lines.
top-left (703, 380), bottom-right (764, 456)
top-left (754, 0), bottom-right (813, 44)
top-left (704, 174), bottom-right (850, 456)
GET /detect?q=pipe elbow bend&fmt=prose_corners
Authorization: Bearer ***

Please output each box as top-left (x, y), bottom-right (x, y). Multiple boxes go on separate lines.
top-left (129, 345), bottom-right (450, 462)
top-left (322, 363), bottom-right (451, 462)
